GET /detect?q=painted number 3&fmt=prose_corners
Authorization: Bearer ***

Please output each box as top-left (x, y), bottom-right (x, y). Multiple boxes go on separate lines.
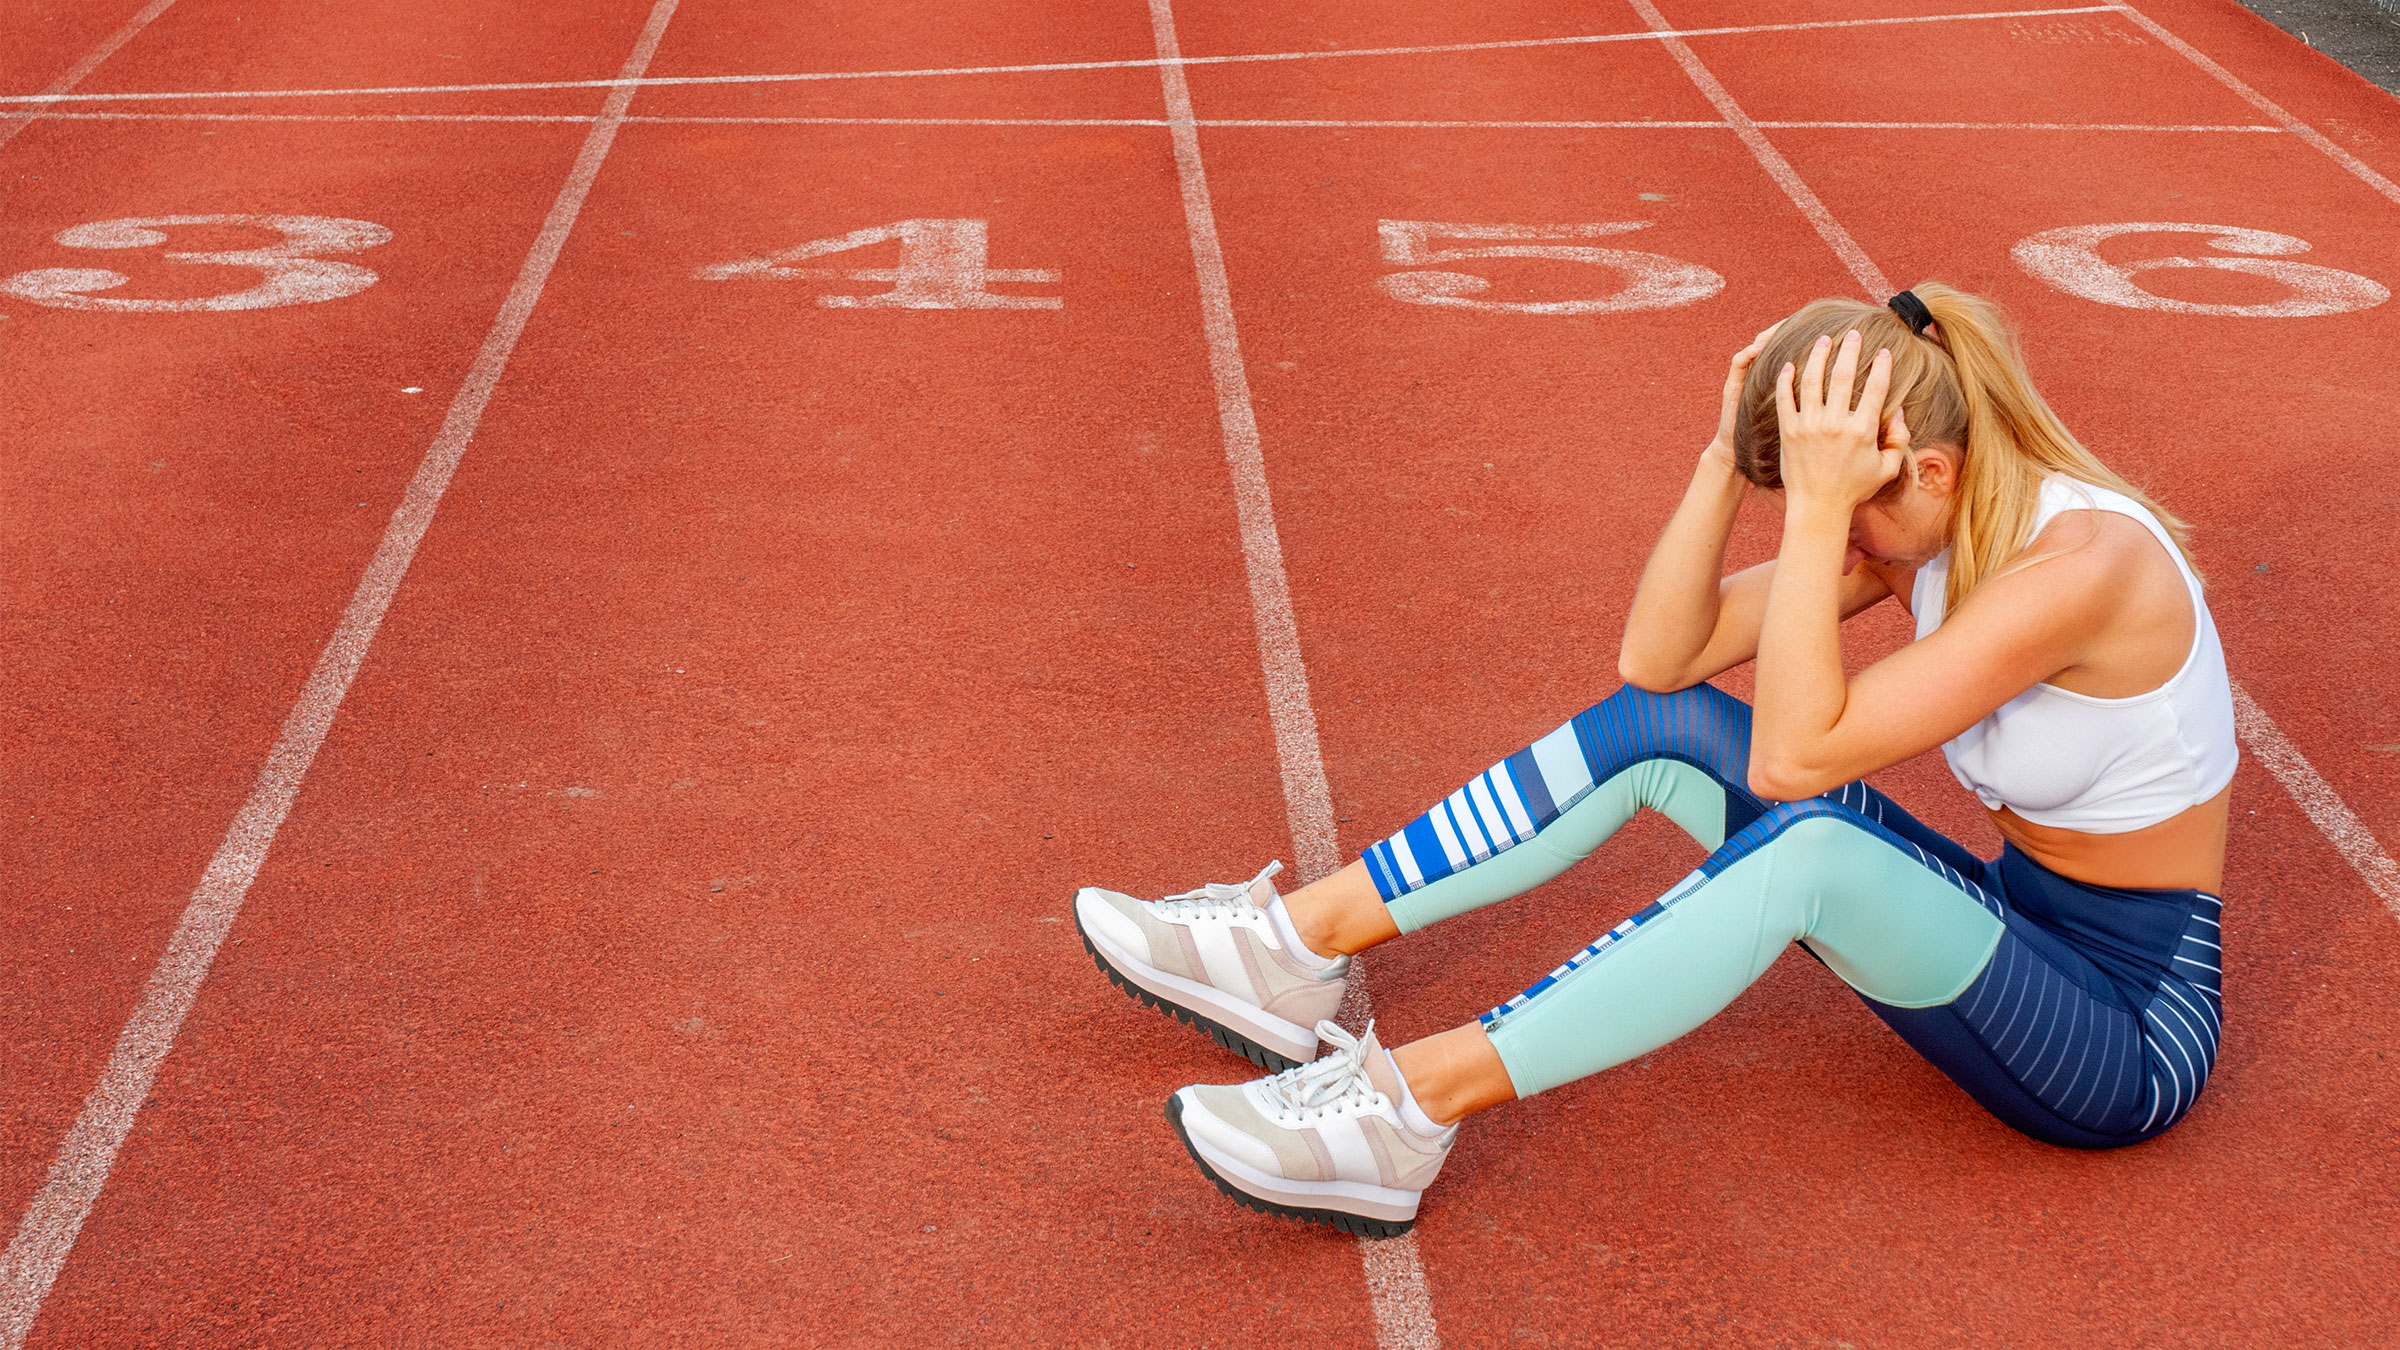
top-left (0, 215), bottom-right (391, 312)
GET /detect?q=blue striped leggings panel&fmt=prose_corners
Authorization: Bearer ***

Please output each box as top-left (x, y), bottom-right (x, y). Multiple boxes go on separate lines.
top-left (1362, 683), bottom-right (2222, 1149)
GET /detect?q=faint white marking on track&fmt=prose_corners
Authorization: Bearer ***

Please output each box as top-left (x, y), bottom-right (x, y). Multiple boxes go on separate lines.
top-left (0, 0), bottom-right (179, 153)
top-left (0, 5), bottom-right (2123, 107)
top-left (2, 215), bottom-right (390, 312)
top-left (2011, 222), bottom-right (2388, 315)
top-left (25, 111), bottom-right (2290, 135)
top-left (2231, 683), bottom-right (2400, 922)
top-left (0, 2), bottom-right (683, 1343)
top-left (1623, 0), bottom-right (1891, 299)
top-left (2108, 4), bottom-right (2400, 209)
top-left (1147, 0), bottom-right (1438, 1344)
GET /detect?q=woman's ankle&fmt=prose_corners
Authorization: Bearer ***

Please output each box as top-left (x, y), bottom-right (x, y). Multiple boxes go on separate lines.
top-left (1391, 1023), bottom-right (1518, 1126)
top-left (1283, 861), bottom-right (1401, 957)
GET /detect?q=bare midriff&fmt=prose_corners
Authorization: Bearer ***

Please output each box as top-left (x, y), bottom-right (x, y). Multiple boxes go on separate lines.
top-left (1988, 783), bottom-right (2230, 894)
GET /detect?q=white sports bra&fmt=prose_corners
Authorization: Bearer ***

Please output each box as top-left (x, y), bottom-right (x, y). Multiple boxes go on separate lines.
top-left (1911, 475), bottom-right (2237, 835)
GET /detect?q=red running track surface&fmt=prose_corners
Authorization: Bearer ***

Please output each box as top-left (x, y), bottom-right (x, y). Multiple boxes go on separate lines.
top-left (1, 0), bottom-right (2395, 1344)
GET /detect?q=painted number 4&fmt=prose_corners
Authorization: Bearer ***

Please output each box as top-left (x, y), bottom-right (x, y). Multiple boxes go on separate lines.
top-left (695, 219), bottom-right (1061, 309)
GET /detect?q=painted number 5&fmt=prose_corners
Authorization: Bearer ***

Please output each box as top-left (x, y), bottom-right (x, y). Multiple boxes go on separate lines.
top-left (0, 215), bottom-right (391, 312)
top-left (1377, 220), bottom-right (1723, 314)
top-left (2012, 222), bottom-right (2389, 317)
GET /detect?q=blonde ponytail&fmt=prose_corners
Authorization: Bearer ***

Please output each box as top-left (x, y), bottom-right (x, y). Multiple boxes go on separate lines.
top-left (1735, 282), bottom-right (2197, 613)
top-left (1909, 283), bottom-right (2196, 610)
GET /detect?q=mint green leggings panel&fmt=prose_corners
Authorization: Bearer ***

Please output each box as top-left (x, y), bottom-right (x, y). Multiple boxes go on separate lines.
top-left (1478, 800), bottom-right (2005, 1096)
top-left (1359, 687), bottom-right (2005, 1099)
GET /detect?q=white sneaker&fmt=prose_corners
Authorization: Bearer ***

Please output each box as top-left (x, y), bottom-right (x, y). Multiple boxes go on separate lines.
top-left (1075, 861), bottom-right (1349, 1070)
top-left (1166, 1021), bottom-right (1456, 1238)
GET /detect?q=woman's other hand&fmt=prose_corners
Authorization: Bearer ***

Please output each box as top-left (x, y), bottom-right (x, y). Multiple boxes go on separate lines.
top-left (1702, 322), bottom-right (1779, 473)
top-left (1774, 330), bottom-right (1904, 517)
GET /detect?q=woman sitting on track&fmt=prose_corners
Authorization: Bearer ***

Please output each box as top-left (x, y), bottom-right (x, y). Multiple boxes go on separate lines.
top-left (1074, 282), bottom-right (2234, 1236)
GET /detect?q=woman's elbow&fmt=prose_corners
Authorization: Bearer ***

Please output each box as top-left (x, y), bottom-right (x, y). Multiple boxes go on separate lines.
top-left (1744, 758), bottom-right (1825, 802)
top-left (1616, 649), bottom-right (1690, 694)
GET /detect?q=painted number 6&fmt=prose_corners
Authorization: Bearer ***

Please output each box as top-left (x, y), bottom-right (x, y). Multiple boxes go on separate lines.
top-left (0, 215), bottom-right (391, 312)
top-left (2012, 222), bottom-right (2388, 317)
top-left (1377, 220), bottom-right (1724, 314)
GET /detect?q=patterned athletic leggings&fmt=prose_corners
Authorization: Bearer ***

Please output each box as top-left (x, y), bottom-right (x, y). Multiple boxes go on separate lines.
top-left (1364, 683), bottom-right (2223, 1148)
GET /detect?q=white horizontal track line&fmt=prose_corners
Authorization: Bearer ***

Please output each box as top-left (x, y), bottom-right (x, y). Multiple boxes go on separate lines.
top-left (637, 115), bottom-right (1165, 125)
top-left (1192, 117), bottom-right (1724, 127)
top-left (0, 3), bottom-right (683, 1345)
top-left (0, 5), bottom-right (2118, 106)
top-left (2108, 3), bottom-right (2400, 207)
top-left (0, 0), bottom-right (178, 154)
top-left (36, 110), bottom-right (599, 123)
top-left (1755, 120), bottom-right (2282, 132)
top-left (26, 110), bottom-right (2288, 134)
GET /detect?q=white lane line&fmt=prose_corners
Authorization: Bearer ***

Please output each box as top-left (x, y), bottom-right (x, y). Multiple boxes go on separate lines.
top-left (1145, 2), bottom-right (1342, 893)
top-left (0, 5), bottom-right (2121, 106)
top-left (1755, 120), bottom-right (2281, 132)
top-left (2108, 3), bottom-right (2400, 208)
top-left (1625, 0), bottom-right (1891, 298)
top-left (1146, 1), bottom-right (1438, 1346)
top-left (0, 0), bottom-right (179, 154)
top-left (2231, 683), bottom-right (2400, 921)
top-left (23, 110), bottom-right (2286, 134)
top-left (0, 3), bottom-right (681, 1343)
top-left (34, 110), bottom-right (599, 123)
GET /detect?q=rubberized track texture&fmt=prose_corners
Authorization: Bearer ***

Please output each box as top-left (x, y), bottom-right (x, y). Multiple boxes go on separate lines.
top-left (2, 0), bottom-right (2397, 1345)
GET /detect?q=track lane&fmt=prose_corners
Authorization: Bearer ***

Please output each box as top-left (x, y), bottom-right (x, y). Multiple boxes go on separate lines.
top-left (0, 114), bottom-right (604, 1242)
top-left (20, 111), bottom-right (1387, 1345)
top-left (1193, 1), bottom-right (2400, 1342)
top-left (0, 2), bottom-right (159, 98)
top-left (7, 0), bottom-right (2395, 1341)
top-left (56, 0), bottom-right (648, 120)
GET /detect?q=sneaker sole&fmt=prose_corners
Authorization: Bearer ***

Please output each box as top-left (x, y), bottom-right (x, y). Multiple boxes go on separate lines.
top-left (1164, 1093), bottom-right (1417, 1239)
top-left (1073, 901), bottom-right (1314, 1072)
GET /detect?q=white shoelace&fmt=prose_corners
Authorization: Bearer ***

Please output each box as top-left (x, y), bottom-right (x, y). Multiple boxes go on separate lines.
top-left (1256, 1019), bottom-right (1387, 1125)
top-left (1154, 859), bottom-right (1282, 922)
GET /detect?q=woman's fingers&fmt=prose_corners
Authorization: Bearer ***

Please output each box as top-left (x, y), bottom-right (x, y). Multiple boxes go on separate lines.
top-left (1856, 344), bottom-right (1894, 424)
top-left (1797, 334), bottom-right (1832, 414)
top-left (1824, 331), bottom-right (1862, 416)
top-left (1774, 356), bottom-right (1798, 424)
top-left (1883, 404), bottom-right (1913, 453)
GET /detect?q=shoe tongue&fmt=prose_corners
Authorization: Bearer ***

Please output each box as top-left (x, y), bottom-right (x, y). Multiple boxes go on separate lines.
top-left (1245, 874), bottom-right (1279, 908)
top-left (1356, 1023), bottom-right (1403, 1101)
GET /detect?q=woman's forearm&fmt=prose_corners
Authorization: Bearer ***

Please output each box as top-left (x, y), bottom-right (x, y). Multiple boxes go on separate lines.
top-left (1618, 452), bottom-right (1749, 689)
top-left (1750, 502), bottom-right (1852, 795)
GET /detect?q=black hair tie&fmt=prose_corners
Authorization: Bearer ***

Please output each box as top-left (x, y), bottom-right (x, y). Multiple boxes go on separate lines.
top-left (1887, 289), bottom-right (1934, 336)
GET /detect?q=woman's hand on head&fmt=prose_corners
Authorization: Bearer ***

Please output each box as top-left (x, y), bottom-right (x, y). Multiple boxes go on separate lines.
top-left (1702, 322), bottom-right (1779, 473)
top-left (1774, 330), bottom-right (1906, 519)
